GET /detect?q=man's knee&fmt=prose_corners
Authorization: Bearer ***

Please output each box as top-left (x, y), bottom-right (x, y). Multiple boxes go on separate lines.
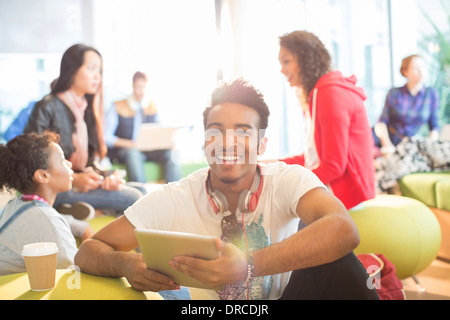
top-left (280, 253), bottom-right (379, 300)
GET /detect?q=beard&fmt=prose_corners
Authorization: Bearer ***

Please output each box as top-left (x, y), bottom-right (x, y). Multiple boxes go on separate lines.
top-left (219, 176), bottom-right (240, 184)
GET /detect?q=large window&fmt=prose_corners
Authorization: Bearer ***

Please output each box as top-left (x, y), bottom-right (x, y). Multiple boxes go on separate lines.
top-left (303, 0), bottom-right (392, 126)
top-left (0, 53), bottom-right (60, 133)
top-left (216, 0), bottom-right (307, 159)
top-left (218, 0), bottom-right (393, 158)
top-left (0, 0), bottom-right (218, 163)
top-left (416, 0), bottom-right (450, 124)
top-left (94, 0), bottom-right (218, 162)
top-left (94, 0), bottom-right (217, 126)
top-left (0, 0), bottom-right (446, 161)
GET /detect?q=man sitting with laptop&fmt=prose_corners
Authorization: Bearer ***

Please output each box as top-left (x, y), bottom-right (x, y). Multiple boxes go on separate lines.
top-left (76, 79), bottom-right (378, 300)
top-left (104, 71), bottom-right (181, 183)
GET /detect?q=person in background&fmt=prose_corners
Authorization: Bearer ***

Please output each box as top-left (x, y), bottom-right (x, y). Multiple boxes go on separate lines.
top-left (0, 132), bottom-right (87, 275)
top-left (75, 79), bottom-right (378, 300)
top-left (4, 80), bottom-right (58, 143)
top-left (375, 54), bottom-right (440, 152)
top-left (104, 71), bottom-right (181, 183)
top-left (4, 101), bottom-right (36, 142)
top-left (24, 44), bottom-right (142, 217)
top-left (278, 30), bottom-right (375, 210)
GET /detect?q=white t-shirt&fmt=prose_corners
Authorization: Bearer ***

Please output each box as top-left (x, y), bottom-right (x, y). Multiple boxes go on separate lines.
top-left (125, 162), bottom-right (325, 300)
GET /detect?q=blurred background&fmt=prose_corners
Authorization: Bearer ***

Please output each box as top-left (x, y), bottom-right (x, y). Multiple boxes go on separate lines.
top-left (0, 0), bottom-right (448, 163)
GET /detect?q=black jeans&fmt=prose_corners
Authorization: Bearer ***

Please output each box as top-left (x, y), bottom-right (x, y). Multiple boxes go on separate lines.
top-left (278, 220), bottom-right (380, 300)
top-left (279, 251), bottom-right (380, 300)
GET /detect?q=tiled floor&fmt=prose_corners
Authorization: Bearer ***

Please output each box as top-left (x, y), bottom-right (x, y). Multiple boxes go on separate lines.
top-left (402, 258), bottom-right (450, 300)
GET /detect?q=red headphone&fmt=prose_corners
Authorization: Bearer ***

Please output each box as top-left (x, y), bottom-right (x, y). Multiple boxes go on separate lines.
top-left (206, 166), bottom-right (263, 214)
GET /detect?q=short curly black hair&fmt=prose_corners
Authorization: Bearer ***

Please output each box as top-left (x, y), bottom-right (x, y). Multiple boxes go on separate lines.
top-left (279, 31), bottom-right (332, 102)
top-left (0, 132), bottom-right (60, 194)
top-left (203, 78), bottom-right (270, 135)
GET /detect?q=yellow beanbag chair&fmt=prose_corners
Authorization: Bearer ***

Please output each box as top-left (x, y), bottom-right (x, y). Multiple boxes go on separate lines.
top-left (349, 195), bottom-right (441, 279)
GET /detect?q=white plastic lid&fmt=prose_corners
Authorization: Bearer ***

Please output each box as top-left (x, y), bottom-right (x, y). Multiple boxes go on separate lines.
top-left (22, 242), bottom-right (59, 257)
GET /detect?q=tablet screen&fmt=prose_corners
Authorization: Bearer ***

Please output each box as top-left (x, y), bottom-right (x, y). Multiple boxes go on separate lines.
top-left (135, 229), bottom-right (219, 289)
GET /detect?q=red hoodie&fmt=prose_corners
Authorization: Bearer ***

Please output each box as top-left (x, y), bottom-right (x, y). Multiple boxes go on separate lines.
top-left (281, 71), bottom-right (375, 209)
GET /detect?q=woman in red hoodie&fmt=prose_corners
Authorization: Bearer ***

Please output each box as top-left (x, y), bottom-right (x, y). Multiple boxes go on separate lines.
top-left (278, 31), bottom-right (375, 210)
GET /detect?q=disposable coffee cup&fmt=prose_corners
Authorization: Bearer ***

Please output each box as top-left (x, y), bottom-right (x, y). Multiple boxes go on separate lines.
top-left (22, 242), bottom-right (59, 291)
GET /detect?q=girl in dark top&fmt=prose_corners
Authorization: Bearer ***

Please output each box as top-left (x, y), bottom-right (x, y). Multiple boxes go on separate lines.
top-left (24, 44), bottom-right (142, 216)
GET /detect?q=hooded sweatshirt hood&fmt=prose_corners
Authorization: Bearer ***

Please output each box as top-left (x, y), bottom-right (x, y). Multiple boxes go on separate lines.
top-left (311, 71), bottom-right (367, 101)
top-left (301, 70), bottom-right (375, 210)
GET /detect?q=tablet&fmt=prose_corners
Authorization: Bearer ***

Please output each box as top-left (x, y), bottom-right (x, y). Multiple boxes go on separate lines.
top-left (135, 229), bottom-right (219, 289)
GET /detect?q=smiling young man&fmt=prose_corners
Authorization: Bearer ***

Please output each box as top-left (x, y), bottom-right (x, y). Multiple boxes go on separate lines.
top-left (75, 79), bottom-right (378, 300)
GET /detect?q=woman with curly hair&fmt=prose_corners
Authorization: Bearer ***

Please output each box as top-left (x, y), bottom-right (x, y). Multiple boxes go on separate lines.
top-left (0, 132), bottom-right (80, 275)
top-left (278, 30), bottom-right (375, 210)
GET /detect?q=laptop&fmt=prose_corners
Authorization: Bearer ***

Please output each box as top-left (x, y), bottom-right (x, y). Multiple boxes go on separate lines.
top-left (134, 123), bottom-right (180, 151)
top-left (135, 229), bottom-right (219, 289)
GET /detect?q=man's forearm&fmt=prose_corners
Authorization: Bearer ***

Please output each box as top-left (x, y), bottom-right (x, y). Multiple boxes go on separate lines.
top-left (74, 238), bottom-right (132, 277)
